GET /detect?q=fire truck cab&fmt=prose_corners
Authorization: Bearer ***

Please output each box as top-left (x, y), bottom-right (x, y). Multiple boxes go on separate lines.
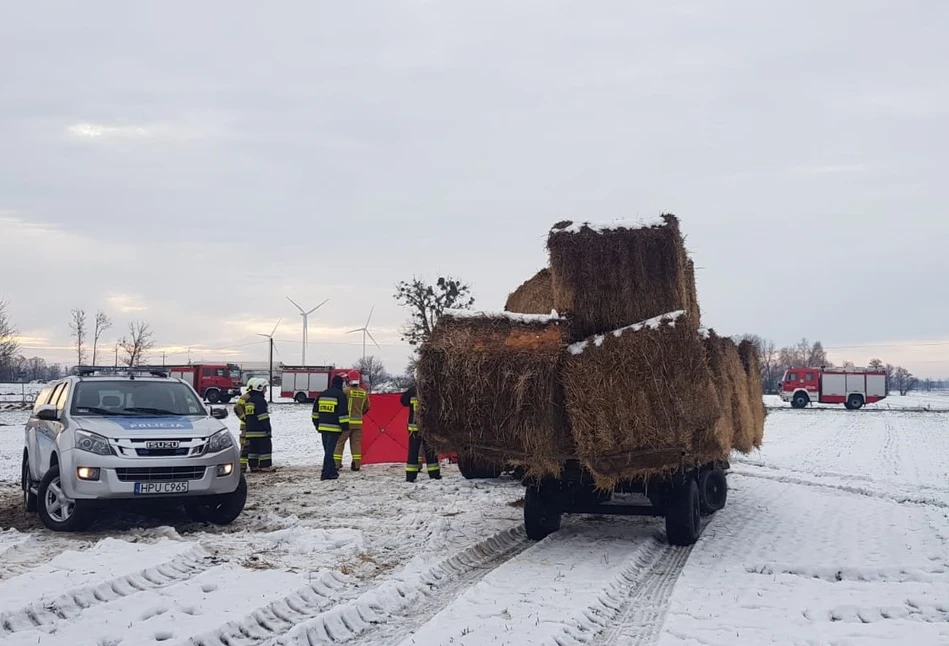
top-left (780, 366), bottom-right (888, 410)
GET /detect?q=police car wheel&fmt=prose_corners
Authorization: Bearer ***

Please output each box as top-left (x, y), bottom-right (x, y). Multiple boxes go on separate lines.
top-left (187, 475), bottom-right (247, 525)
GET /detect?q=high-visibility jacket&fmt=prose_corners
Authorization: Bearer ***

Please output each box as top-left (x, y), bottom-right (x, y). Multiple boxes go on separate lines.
top-left (400, 385), bottom-right (419, 432)
top-left (343, 385), bottom-right (370, 427)
top-left (234, 392), bottom-right (250, 431)
top-left (243, 391), bottom-right (272, 438)
top-left (311, 385), bottom-right (350, 433)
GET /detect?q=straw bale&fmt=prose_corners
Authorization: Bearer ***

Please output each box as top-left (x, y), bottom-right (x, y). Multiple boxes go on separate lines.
top-left (547, 214), bottom-right (700, 340)
top-left (703, 331), bottom-right (757, 455)
top-left (504, 268), bottom-right (554, 315)
top-left (738, 339), bottom-right (766, 448)
top-left (416, 311), bottom-right (574, 478)
top-left (561, 311), bottom-right (721, 489)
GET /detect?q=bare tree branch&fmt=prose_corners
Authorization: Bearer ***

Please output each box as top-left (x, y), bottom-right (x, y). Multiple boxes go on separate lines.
top-left (119, 321), bottom-right (155, 366)
top-left (0, 299), bottom-right (19, 376)
top-left (92, 311), bottom-right (112, 366)
top-left (393, 275), bottom-right (475, 346)
top-left (69, 308), bottom-right (87, 366)
top-left (354, 355), bottom-right (388, 392)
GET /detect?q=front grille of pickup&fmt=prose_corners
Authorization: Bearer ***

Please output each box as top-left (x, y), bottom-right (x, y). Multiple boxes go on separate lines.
top-left (115, 466), bottom-right (206, 482)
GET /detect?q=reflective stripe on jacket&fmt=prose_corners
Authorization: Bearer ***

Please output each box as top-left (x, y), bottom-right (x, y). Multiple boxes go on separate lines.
top-left (344, 386), bottom-right (370, 426)
top-left (311, 386), bottom-right (350, 433)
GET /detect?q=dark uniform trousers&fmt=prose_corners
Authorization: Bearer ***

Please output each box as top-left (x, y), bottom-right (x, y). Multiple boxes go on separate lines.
top-left (402, 387), bottom-right (440, 481)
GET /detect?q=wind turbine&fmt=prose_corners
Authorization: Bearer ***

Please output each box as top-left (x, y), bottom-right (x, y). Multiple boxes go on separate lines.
top-left (287, 296), bottom-right (327, 365)
top-left (347, 306), bottom-right (381, 362)
top-left (256, 318), bottom-right (280, 402)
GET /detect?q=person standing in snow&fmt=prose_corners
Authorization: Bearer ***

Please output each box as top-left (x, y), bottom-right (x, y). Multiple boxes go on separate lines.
top-left (243, 378), bottom-right (275, 473)
top-left (402, 383), bottom-right (441, 482)
top-left (334, 370), bottom-right (370, 471)
top-left (233, 379), bottom-right (256, 472)
top-left (312, 373), bottom-right (350, 480)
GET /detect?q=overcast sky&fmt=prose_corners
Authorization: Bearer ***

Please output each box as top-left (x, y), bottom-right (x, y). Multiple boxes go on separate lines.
top-left (2, 0), bottom-right (948, 378)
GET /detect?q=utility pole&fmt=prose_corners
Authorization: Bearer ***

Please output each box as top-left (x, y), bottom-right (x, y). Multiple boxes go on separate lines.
top-left (114, 342), bottom-right (118, 368)
top-left (162, 351), bottom-right (166, 366)
top-left (257, 318), bottom-right (281, 403)
top-left (268, 336), bottom-right (274, 403)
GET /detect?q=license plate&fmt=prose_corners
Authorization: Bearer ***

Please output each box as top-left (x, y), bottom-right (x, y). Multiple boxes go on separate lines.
top-left (134, 481), bottom-right (189, 495)
top-left (146, 441), bottom-right (179, 449)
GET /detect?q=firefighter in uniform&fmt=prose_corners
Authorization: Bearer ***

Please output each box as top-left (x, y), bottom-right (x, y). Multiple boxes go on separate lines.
top-left (233, 379), bottom-right (256, 472)
top-left (401, 384), bottom-right (441, 481)
top-left (243, 378), bottom-right (275, 472)
top-left (334, 370), bottom-right (370, 471)
top-left (312, 373), bottom-right (349, 480)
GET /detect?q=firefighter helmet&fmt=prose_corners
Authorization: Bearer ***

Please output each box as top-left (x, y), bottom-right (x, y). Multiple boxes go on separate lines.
top-left (347, 369), bottom-right (361, 385)
top-left (249, 378), bottom-right (267, 391)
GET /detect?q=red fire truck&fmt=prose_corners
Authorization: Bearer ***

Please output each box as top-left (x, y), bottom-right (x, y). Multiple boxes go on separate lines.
top-left (280, 365), bottom-right (368, 403)
top-left (779, 366), bottom-right (888, 410)
top-left (167, 363), bottom-right (243, 404)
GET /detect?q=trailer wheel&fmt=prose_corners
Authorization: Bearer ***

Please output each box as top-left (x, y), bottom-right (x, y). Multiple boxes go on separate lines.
top-left (205, 388), bottom-right (221, 404)
top-left (458, 454), bottom-right (503, 479)
top-left (845, 394), bottom-right (864, 410)
top-left (294, 392), bottom-right (308, 404)
top-left (698, 468), bottom-right (727, 515)
top-left (791, 392), bottom-right (809, 409)
top-left (524, 484), bottom-right (561, 541)
top-left (665, 478), bottom-right (701, 546)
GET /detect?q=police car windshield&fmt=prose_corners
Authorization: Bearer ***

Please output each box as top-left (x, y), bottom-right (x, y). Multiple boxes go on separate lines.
top-left (71, 381), bottom-right (207, 417)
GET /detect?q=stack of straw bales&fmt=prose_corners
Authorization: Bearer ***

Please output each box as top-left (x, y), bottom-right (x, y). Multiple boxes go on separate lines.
top-left (546, 214), bottom-right (701, 341)
top-left (416, 311), bottom-right (575, 477)
top-left (417, 213), bottom-right (764, 486)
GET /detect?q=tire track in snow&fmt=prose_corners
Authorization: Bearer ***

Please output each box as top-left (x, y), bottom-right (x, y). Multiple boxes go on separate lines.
top-left (0, 543), bottom-right (216, 635)
top-left (0, 536), bottom-right (88, 583)
top-left (729, 458), bottom-right (949, 499)
top-left (187, 524), bottom-right (531, 646)
top-left (550, 532), bottom-right (691, 646)
top-left (731, 467), bottom-right (949, 510)
top-left (186, 571), bottom-right (356, 646)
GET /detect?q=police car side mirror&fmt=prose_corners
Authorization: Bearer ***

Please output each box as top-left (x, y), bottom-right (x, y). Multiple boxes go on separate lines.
top-left (36, 405), bottom-right (59, 421)
top-left (210, 407), bottom-right (228, 419)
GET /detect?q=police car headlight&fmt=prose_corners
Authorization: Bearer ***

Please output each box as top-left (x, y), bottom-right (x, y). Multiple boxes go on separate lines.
top-left (207, 429), bottom-right (234, 453)
top-left (75, 430), bottom-right (113, 456)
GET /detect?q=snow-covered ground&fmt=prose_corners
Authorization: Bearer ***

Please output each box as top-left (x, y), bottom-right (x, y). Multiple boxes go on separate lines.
top-left (2, 401), bottom-right (949, 643)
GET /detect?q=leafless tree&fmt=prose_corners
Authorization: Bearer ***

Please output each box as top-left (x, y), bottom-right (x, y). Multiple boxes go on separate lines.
top-left (92, 311), bottom-right (112, 365)
top-left (893, 366), bottom-right (917, 396)
top-left (119, 321), bottom-right (155, 366)
top-left (0, 299), bottom-right (18, 372)
top-left (394, 276), bottom-right (475, 346)
top-left (354, 355), bottom-right (388, 392)
top-left (69, 308), bottom-right (87, 366)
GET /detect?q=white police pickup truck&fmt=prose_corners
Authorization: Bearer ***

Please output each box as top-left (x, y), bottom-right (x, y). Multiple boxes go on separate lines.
top-left (22, 367), bottom-right (246, 531)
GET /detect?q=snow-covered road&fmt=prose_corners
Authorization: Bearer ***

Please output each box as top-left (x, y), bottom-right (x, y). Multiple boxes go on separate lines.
top-left (1, 403), bottom-right (948, 644)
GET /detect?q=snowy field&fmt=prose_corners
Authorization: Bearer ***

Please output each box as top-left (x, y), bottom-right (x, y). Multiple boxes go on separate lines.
top-left (2, 402), bottom-right (949, 643)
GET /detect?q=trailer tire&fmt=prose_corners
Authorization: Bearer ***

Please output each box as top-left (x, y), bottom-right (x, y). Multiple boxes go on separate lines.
top-left (698, 468), bottom-right (727, 515)
top-left (791, 392), bottom-right (809, 409)
top-left (294, 392), bottom-right (308, 404)
top-left (458, 454), bottom-right (503, 479)
top-left (666, 478), bottom-right (701, 546)
top-left (220, 395), bottom-right (232, 404)
top-left (846, 394), bottom-right (864, 410)
top-left (205, 388), bottom-right (221, 404)
top-left (524, 484), bottom-right (561, 541)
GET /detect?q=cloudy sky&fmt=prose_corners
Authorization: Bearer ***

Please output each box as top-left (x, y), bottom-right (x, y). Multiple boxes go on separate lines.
top-left (2, 1), bottom-right (948, 377)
